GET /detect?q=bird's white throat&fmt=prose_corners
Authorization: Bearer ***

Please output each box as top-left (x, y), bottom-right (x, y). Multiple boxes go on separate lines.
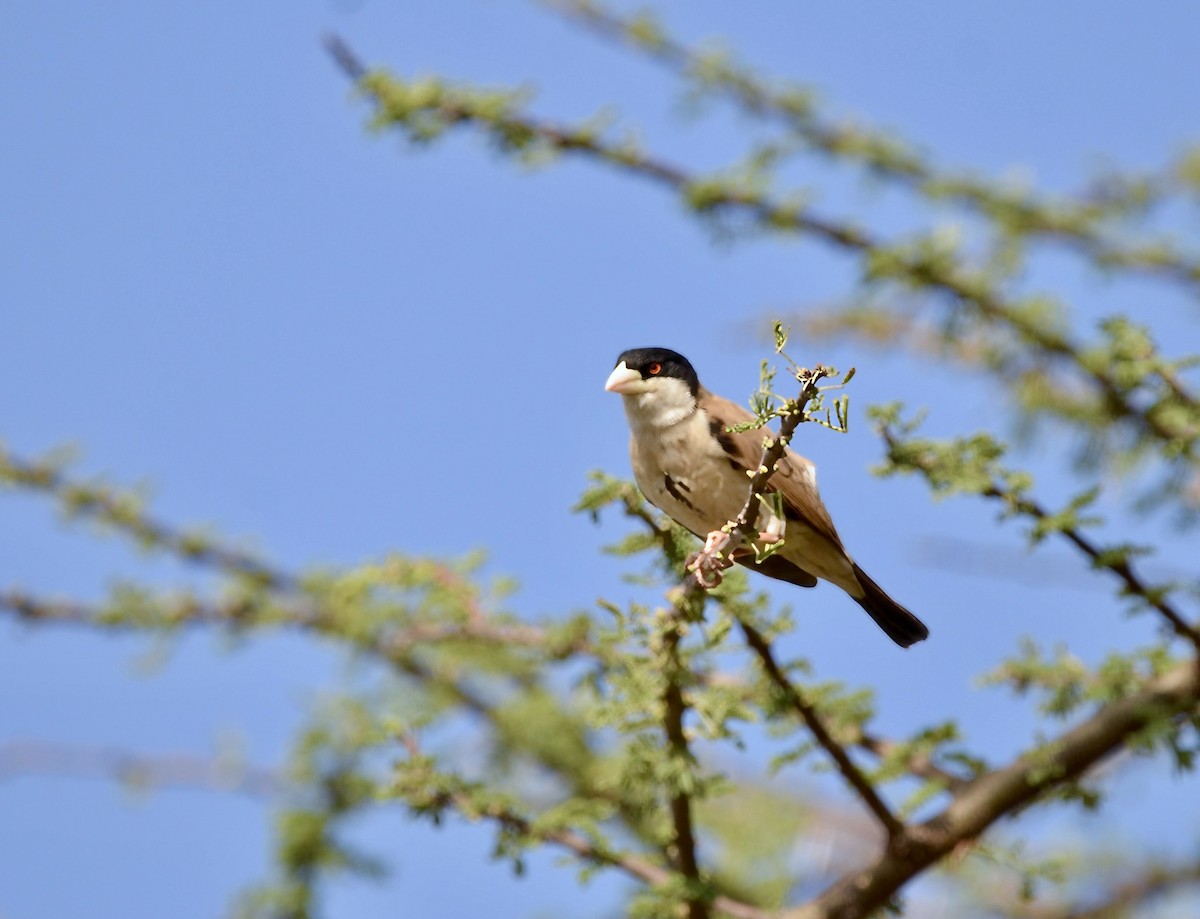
top-left (621, 377), bottom-right (697, 432)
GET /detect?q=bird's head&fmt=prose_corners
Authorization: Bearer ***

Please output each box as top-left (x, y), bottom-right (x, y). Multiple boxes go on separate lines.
top-left (604, 347), bottom-right (700, 428)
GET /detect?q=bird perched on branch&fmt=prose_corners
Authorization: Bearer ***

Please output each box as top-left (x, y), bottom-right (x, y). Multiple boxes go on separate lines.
top-left (604, 347), bottom-right (929, 648)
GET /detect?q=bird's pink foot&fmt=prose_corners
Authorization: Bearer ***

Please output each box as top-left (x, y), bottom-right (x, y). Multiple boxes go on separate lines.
top-left (685, 529), bottom-right (734, 589)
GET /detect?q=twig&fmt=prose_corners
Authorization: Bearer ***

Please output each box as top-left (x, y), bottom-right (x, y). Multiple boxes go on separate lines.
top-left (740, 622), bottom-right (903, 841)
top-left (541, 0), bottom-right (1200, 290)
top-left (416, 780), bottom-right (768, 919)
top-left (878, 426), bottom-right (1200, 650)
top-left (322, 32), bottom-right (367, 81)
top-left (0, 588), bottom-right (589, 656)
top-left (0, 589), bottom-right (306, 630)
top-left (323, 35), bottom-right (1198, 467)
top-left (676, 365), bottom-right (904, 838)
top-left (685, 366), bottom-right (828, 588)
top-left (1055, 859), bottom-right (1200, 919)
top-left (852, 731), bottom-right (971, 796)
top-left (1028, 504), bottom-right (1200, 647)
top-left (0, 740), bottom-right (282, 797)
top-left (661, 612), bottom-right (708, 919)
top-left (0, 447), bottom-right (294, 590)
top-left (980, 854), bottom-right (1200, 919)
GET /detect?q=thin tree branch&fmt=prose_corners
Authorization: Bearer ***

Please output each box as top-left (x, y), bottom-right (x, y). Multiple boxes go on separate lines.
top-left (852, 730), bottom-right (971, 796)
top-left (982, 854), bottom-right (1200, 919)
top-left (408, 771), bottom-right (769, 919)
top-left (1030, 506), bottom-right (1199, 646)
top-left (877, 426), bottom-right (1200, 650)
top-left (542, 0), bottom-right (1200, 291)
top-left (1054, 860), bottom-right (1200, 919)
top-left (0, 740), bottom-right (282, 797)
top-left (322, 32), bottom-right (366, 81)
top-left (684, 365), bottom-right (828, 588)
top-left (0, 588), bottom-right (592, 657)
top-left (740, 621), bottom-right (903, 841)
top-left (661, 611), bottom-right (708, 919)
top-left (0, 446), bottom-right (294, 589)
top-left (323, 35), bottom-right (1198, 468)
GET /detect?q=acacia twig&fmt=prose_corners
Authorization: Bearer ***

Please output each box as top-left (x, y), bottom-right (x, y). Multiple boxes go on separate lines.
top-left (852, 730), bottom-right (971, 796)
top-left (661, 614), bottom-right (708, 919)
top-left (0, 740), bottom-right (282, 797)
top-left (982, 854), bottom-right (1200, 919)
top-left (1055, 859), bottom-right (1200, 919)
top-left (542, 0), bottom-right (1200, 290)
top-left (681, 366), bottom-right (905, 839)
top-left (0, 447), bottom-right (293, 589)
top-left (323, 35), bottom-right (1199, 467)
top-left (684, 365), bottom-right (827, 588)
top-left (878, 426), bottom-right (1200, 650)
top-left (408, 774), bottom-right (767, 919)
top-left (740, 621), bottom-right (903, 841)
top-left (0, 588), bottom-right (594, 657)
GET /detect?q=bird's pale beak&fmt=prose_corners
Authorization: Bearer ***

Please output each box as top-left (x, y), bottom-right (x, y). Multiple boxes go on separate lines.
top-left (604, 361), bottom-right (645, 394)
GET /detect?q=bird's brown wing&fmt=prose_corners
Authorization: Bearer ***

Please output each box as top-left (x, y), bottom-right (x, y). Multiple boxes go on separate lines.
top-left (697, 389), bottom-right (930, 648)
top-left (697, 388), bottom-right (847, 552)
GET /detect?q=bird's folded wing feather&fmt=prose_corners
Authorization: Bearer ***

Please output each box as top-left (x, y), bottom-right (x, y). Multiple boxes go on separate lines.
top-left (697, 389), bottom-right (846, 551)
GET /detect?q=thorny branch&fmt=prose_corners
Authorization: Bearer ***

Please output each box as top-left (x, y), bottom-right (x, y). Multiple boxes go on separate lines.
top-left (0, 588), bottom-right (588, 659)
top-left (678, 364), bottom-right (905, 839)
top-left (0, 740), bottom-right (282, 797)
top-left (543, 0), bottom-right (1200, 289)
top-left (986, 854), bottom-right (1200, 919)
top-left (877, 425), bottom-right (1200, 650)
top-left (684, 365), bottom-right (828, 589)
top-left (852, 730), bottom-right (970, 795)
top-left (740, 621), bottom-right (903, 841)
top-left (661, 613), bottom-right (708, 919)
top-left (1051, 862), bottom-right (1200, 919)
top-left (324, 35), bottom-right (1199, 472)
top-left (0, 446), bottom-right (294, 590)
top-left (394, 753), bottom-right (770, 919)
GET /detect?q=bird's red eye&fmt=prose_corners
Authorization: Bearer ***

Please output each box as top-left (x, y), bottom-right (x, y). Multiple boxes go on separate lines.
top-left (647, 362), bottom-right (662, 375)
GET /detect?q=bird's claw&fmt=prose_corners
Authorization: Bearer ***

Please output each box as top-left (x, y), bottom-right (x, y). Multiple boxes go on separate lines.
top-left (685, 530), bottom-right (733, 589)
top-left (685, 555), bottom-right (724, 589)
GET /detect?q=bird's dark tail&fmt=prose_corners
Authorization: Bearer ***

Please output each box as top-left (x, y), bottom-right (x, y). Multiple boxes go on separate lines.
top-left (851, 564), bottom-right (929, 648)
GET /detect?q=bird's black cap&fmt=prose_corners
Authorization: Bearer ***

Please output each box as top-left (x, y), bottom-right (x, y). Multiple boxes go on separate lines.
top-left (614, 347), bottom-right (700, 397)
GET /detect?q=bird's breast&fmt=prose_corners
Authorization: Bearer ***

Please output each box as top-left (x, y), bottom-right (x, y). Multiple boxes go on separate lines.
top-left (630, 415), bottom-right (752, 537)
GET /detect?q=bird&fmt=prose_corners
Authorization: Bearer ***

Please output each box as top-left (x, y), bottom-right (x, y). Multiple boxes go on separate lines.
top-left (604, 346), bottom-right (929, 648)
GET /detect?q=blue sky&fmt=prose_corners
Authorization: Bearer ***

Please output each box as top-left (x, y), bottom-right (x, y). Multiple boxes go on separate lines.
top-left (2, 3), bottom-right (1198, 918)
